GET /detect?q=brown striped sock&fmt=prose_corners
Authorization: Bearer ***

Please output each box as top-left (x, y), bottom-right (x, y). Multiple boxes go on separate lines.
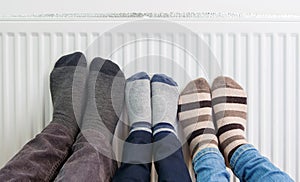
top-left (211, 76), bottom-right (248, 166)
top-left (178, 78), bottom-right (218, 160)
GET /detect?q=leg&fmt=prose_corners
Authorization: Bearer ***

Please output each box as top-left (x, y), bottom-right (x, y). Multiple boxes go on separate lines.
top-left (113, 72), bottom-right (152, 182)
top-left (230, 144), bottom-right (294, 182)
top-left (152, 74), bottom-right (192, 182)
top-left (55, 58), bottom-right (125, 182)
top-left (193, 148), bottom-right (230, 182)
top-left (153, 132), bottom-right (191, 182)
top-left (211, 76), bottom-right (293, 182)
top-left (178, 78), bottom-right (230, 182)
top-left (113, 131), bottom-right (152, 182)
top-left (0, 52), bottom-right (88, 181)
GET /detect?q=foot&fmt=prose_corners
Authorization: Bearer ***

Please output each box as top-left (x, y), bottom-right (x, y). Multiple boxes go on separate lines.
top-left (50, 52), bottom-right (88, 135)
top-left (125, 72), bottom-right (152, 134)
top-left (178, 78), bottom-right (218, 159)
top-left (151, 74), bottom-right (179, 137)
top-left (81, 57), bottom-right (125, 141)
top-left (211, 76), bottom-right (248, 166)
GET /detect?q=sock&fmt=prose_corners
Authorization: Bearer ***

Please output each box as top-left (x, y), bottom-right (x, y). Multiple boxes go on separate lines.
top-left (151, 74), bottom-right (178, 137)
top-left (125, 72), bottom-right (152, 134)
top-left (50, 52), bottom-right (87, 136)
top-left (211, 76), bottom-right (248, 165)
top-left (178, 78), bottom-right (218, 159)
top-left (81, 57), bottom-right (125, 142)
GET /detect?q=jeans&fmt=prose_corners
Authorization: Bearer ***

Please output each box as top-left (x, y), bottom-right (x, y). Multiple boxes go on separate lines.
top-left (193, 148), bottom-right (230, 182)
top-left (193, 144), bottom-right (294, 182)
top-left (113, 130), bottom-right (192, 182)
top-left (231, 144), bottom-right (294, 182)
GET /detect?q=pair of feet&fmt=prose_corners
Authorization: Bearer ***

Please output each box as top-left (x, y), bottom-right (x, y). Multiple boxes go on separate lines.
top-left (178, 77), bottom-right (248, 166)
top-left (125, 72), bottom-right (179, 137)
top-left (50, 52), bottom-right (125, 141)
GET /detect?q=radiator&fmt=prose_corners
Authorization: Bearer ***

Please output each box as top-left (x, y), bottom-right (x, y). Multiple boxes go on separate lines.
top-left (0, 15), bottom-right (299, 181)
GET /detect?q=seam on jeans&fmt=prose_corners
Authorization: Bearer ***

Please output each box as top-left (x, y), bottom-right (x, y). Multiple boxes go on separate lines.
top-left (48, 150), bottom-right (70, 181)
top-left (44, 123), bottom-right (77, 181)
top-left (45, 140), bottom-right (74, 181)
top-left (230, 144), bottom-right (252, 168)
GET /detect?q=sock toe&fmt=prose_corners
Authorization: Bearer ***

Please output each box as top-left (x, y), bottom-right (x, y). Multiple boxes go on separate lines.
top-left (90, 58), bottom-right (123, 77)
top-left (181, 78), bottom-right (210, 95)
top-left (127, 72), bottom-right (150, 82)
top-left (100, 60), bottom-right (122, 76)
top-left (55, 52), bottom-right (87, 68)
top-left (89, 57), bottom-right (106, 71)
top-left (151, 74), bottom-right (178, 86)
top-left (212, 76), bottom-right (243, 90)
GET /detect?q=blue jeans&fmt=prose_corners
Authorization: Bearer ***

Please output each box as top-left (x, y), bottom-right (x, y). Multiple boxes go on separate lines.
top-left (193, 144), bottom-right (294, 182)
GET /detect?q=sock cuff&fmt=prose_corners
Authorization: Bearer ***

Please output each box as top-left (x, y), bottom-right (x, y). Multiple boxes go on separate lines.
top-left (152, 122), bottom-right (177, 136)
top-left (129, 121), bottom-right (152, 134)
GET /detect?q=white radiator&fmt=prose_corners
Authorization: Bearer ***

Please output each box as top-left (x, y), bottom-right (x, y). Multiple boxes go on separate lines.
top-left (0, 15), bottom-right (299, 181)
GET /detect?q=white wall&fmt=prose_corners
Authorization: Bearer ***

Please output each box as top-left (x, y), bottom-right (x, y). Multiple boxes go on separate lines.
top-left (0, 0), bottom-right (300, 15)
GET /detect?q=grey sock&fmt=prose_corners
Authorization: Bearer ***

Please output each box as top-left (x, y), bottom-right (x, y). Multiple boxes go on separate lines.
top-left (151, 74), bottom-right (179, 136)
top-left (81, 58), bottom-right (125, 142)
top-left (125, 72), bottom-right (152, 134)
top-left (50, 52), bottom-right (88, 136)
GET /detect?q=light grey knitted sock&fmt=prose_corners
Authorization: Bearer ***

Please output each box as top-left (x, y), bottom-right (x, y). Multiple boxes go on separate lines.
top-left (81, 58), bottom-right (125, 142)
top-left (125, 72), bottom-right (152, 134)
top-left (151, 74), bottom-right (179, 136)
top-left (50, 52), bottom-right (88, 136)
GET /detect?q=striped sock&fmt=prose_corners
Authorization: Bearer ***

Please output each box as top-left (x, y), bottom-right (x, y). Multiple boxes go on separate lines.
top-left (151, 74), bottom-right (178, 137)
top-left (125, 72), bottom-right (152, 134)
top-left (211, 76), bottom-right (248, 165)
top-left (178, 78), bottom-right (218, 159)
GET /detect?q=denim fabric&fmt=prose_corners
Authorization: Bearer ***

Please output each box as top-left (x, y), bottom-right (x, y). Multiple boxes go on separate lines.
top-left (193, 147), bottom-right (230, 182)
top-left (230, 144), bottom-right (294, 182)
top-left (0, 122), bottom-right (78, 181)
top-left (54, 129), bottom-right (117, 182)
top-left (113, 131), bottom-right (152, 182)
top-left (153, 132), bottom-right (192, 182)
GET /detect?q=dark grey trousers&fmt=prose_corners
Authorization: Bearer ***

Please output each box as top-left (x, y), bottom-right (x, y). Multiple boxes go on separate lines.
top-left (0, 122), bottom-right (116, 182)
